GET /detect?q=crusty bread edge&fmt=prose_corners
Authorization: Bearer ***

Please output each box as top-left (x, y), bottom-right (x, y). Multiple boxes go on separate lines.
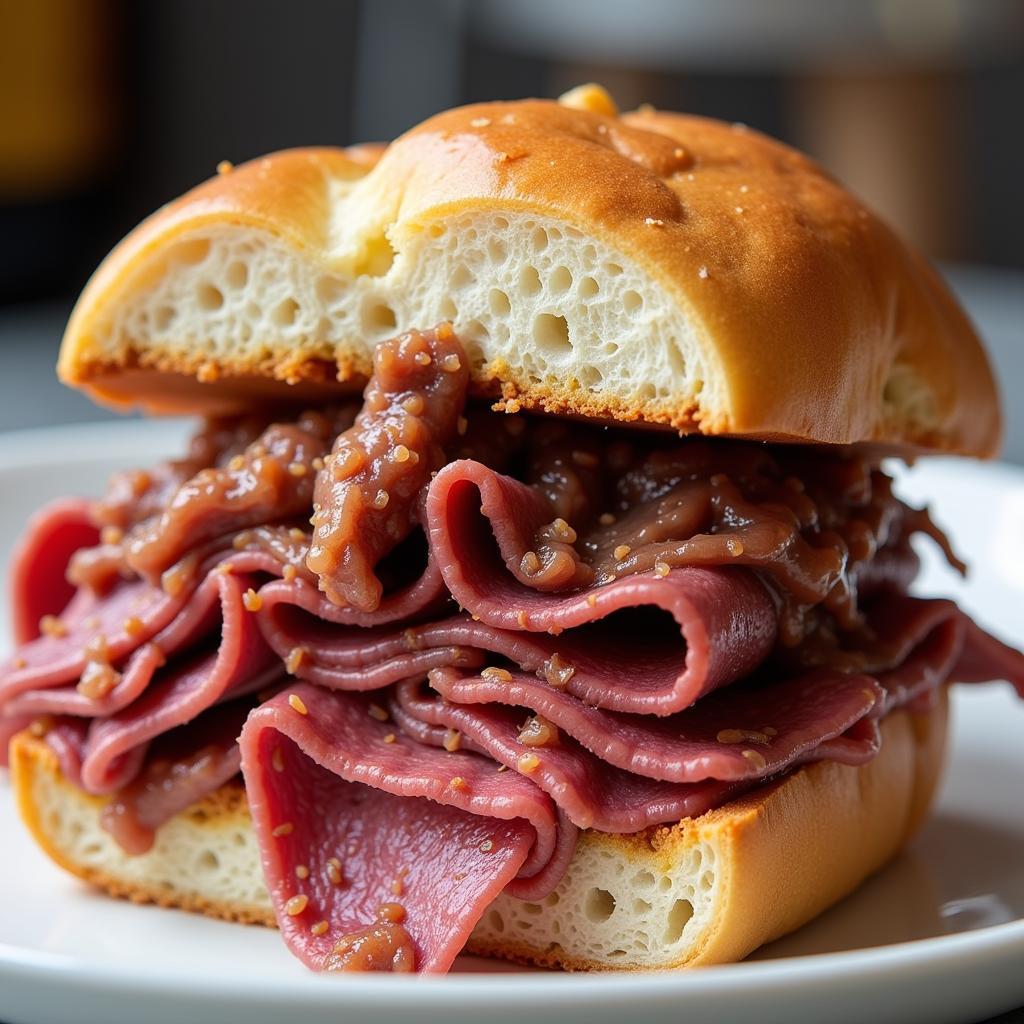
top-left (9, 692), bottom-right (947, 970)
top-left (465, 691), bottom-right (948, 969)
top-left (55, 98), bottom-right (1001, 457)
top-left (10, 736), bottom-right (275, 927)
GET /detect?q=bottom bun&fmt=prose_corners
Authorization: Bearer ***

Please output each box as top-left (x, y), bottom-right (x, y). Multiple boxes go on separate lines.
top-left (9, 691), bottom-right (948, 970)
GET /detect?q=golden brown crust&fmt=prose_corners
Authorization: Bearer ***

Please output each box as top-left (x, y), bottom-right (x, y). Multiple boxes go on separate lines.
top-left (10, 732), bottom-right (276, 927)
top-left (465, 693), bottom-right (949, 970)
top-left (58, 93), bottom-right (999, 456)
top-left (11, 692), bottom-right (948, 969)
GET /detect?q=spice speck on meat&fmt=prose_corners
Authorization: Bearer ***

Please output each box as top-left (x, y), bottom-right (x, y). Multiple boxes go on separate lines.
top-left (481, 666), bottom-right (512, 682)
top-left (285, 894), bottom-right (309, 916)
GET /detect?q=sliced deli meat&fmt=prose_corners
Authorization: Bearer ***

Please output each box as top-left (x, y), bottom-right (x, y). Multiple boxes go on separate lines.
top-left (239, 683), bottom-right (574, 973)
top-left (2, 327), bottom-right (1023, 975)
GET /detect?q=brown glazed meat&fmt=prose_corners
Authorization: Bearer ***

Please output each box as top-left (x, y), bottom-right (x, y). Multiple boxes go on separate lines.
top-left (324, 920), bottom-right (417, 973)
top-left (62, 327), bottom-right (959, 653)
top-left (306, 325), bottom-right (469, 611)
top-left (123, 408), bottom-right (357, 582)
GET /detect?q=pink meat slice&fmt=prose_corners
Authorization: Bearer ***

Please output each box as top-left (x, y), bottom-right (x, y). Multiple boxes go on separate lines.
top-left (79, 571), bottom-right (282, 794)
top-left (239, 683), bottom-right (572, 973)
top-left (99, 698), bottom-right (253, 854)
top-left (390, 678), bottom-right (756, 833)
top-left (419, 666), bottom-right (884, 784)
top-left (34, 701), bottom-right (251, 853)
top-left (257, 572), bottom-right (777, 716)
top-left (423, 460), bottom-right (778, 713)
top-left (955, 614), bottom-right (1024, 697)
top-left (1, 582), bottom-right (182, 706)
top-left (8, 498), bottom-right (99, 646)
top-left (256, 581), bottom-right (484, 690)
top-left (41, 717), bottom-right (91, 784)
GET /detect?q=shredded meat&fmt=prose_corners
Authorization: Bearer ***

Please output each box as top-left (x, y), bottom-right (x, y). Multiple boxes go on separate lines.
top-left (306, 325), bottom-right (469, 612)
top-left (63, 328), bottom-right (959, 652)
top-left (123, 408), bottom-right (357, 582)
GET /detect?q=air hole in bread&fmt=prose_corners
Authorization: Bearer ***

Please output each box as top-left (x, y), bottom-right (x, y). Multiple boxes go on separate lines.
top-left (196, 283), bottom-right (224, 311)
top-left (450, 264), bottom-right (474, 290)
top-left (534, 313), bottom-right (571, 357)
top-left (439, 297), bottom-right (457, 321)
top-left (271, 298), bottom-right (299, 327)
top-left (489, 288), bottom-right (511, 316)
top-left (358, 232), bottom-right (396, 276)
top-left (550, 266), bottom-right (573, 294)
top-left (487, 238), bottom-right (508, 264)
top-left (604, 261), bottom-right (623, 277)
top-left (225, 261), bottom-right (249, 290)
top-left (522, 902), bottom-right (543, 916)
top-left (579, 275), bottom-right (599, 299)
top-left (623, 290), bottom-right (643, 314)
top-left (580, 365), bottom-right (603, 387)
top-left (633, 899), bottom-right (652, 915)
top-left (363, 301), bottom-right (397, 335)
top-left (665, 898), bottom-right (694, 943)
top-left (531, 227), bottom-right (549, 252)
top-left (634, 869), bottom-right (656, 890)
top-left (174, 238), bottom-right (211, 265)
top-left (584, 886), bottom-right (616, 923)
top-left (519, 265), bottom-right (542, 296)
top-left (488, 909), bottom-right (505, 933)
top-left (316, 275), bottom-right (346, 305)
top-left (666, 340), bottom-right (686, 376)
top-left (199, 849), bottom-right (220, 872)
top-left (463, 319), bottom-right (489, 345)
top-left (154, 306), bottom-right (175, 331)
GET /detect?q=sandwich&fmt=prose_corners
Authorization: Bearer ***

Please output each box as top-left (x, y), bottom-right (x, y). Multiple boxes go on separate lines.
top-left (2, 83), bottom-right (1022, 974)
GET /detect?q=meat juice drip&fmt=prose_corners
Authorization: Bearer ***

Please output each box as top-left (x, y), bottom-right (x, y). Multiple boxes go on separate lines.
top-left (306, 325), bottom-right (469, 612)
top-left (323, 920), bottom-right (416, 973)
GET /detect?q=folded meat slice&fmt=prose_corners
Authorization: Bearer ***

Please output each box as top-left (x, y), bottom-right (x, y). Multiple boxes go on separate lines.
top-left (239, 683), bottom-right (575, 973)
top-left (79, 574), bottom-right (281, 795)
top-left (38, 699), bottom-right (255, 854)
top-left (9, 498), bottom-right (100, 646)
top-left (417, 667), bottom-right (883, 786)
top-left (4, 557), bottom-right (280, 792)
top-left (256, 567), bottom-right (777, 716)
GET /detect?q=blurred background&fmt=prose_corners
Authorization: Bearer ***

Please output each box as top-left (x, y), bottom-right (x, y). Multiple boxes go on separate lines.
top-left (0, 0), bottom-right (1021, 457)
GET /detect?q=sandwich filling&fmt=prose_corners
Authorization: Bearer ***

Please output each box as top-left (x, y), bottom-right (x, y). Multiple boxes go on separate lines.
top-left (2, 325), bottom-right (1022, 972)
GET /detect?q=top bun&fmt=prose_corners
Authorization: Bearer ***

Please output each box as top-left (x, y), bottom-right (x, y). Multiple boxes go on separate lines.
top-left (58, 84), bottom-right (1000, 456)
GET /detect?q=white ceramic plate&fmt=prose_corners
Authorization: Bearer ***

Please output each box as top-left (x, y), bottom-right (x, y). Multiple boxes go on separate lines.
top-left (0, 421), bottom-right (1022, 1024)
